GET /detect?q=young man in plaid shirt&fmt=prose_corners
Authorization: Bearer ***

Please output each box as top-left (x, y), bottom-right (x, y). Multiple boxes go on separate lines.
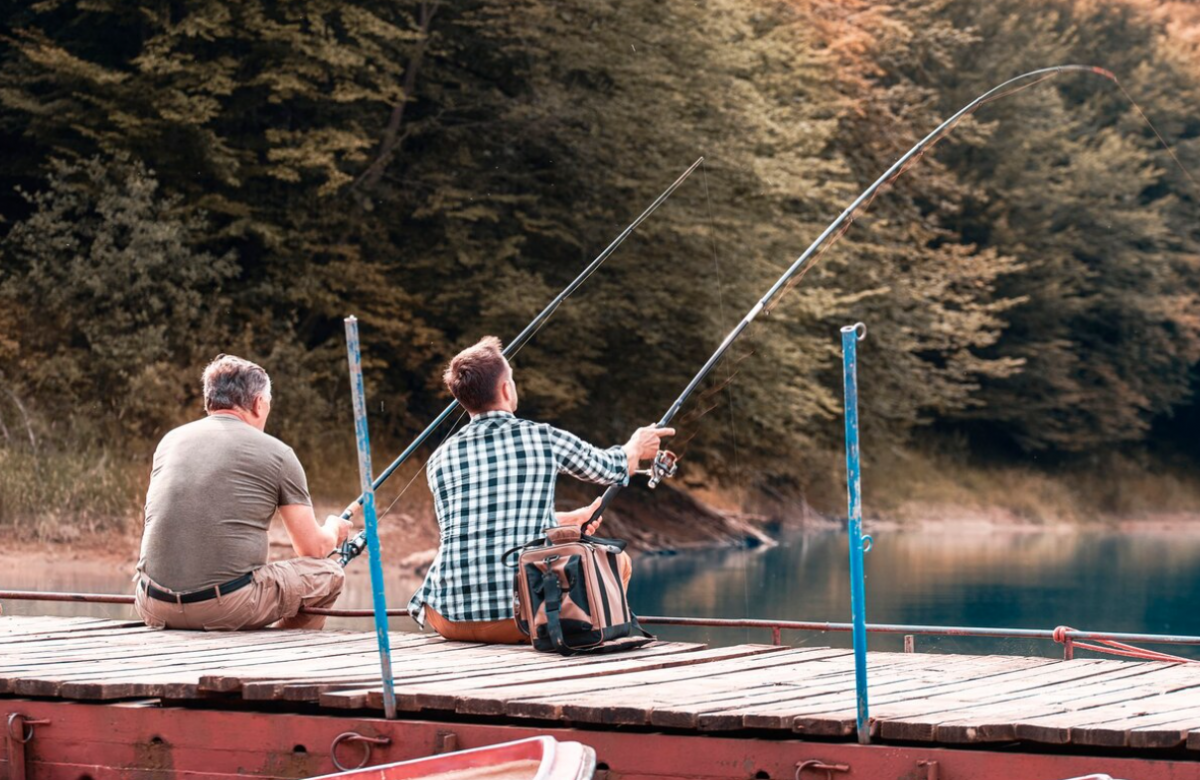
top-left (408, 336), bottom-right (673, 643)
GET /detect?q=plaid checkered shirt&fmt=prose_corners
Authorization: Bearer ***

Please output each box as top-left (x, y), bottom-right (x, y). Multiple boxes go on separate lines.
top-left (407, 411), bottom-right (630, 624)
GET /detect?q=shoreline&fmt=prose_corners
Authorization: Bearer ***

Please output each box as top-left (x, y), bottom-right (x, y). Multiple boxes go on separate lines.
top-left (6, 505), bottom-right (1200, 575)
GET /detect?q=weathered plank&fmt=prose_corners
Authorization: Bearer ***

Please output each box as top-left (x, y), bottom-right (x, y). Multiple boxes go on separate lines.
top-left (351, 645), bottom-right (789, 715)
top-left (652, 652), bottom-right (993, 731)
top-left (733, 654), bottom-right (1055, 735)
top-left (10, 633), bottom-right (388, 697)
top-left (249, 642), bottom-right (705, 702)
top-left (938, 662), bottom-right (1199, 745)
top-left (405, 647), bottom-right (813, 720)
top-left (872, 659), bottom-right (1132, 742)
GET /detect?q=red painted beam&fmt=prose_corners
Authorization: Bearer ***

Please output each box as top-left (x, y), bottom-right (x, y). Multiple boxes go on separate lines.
top-left (2, 698), bottom-right (1197, 780)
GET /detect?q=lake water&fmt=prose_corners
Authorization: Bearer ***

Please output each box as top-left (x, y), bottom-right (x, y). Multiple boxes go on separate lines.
top-left (6, 529), bottom-right (1200, 659)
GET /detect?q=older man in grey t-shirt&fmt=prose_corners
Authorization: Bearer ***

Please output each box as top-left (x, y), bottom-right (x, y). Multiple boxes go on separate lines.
top-left (135, 355), bottom-right (353, 631)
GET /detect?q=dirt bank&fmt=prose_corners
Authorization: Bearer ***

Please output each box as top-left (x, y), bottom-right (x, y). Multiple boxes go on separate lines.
top-left (6, 484), bottom-right (1200, 576)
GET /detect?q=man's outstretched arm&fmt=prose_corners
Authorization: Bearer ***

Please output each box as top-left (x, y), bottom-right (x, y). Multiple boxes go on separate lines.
top-left (279, 505), bottom-right (352, 558)
top-left (551, 424), bottom-right (675, 484)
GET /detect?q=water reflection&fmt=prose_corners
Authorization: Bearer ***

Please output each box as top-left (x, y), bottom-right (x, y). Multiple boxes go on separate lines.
top-left (6, 530), bottom-right (1200, 659)
top-left (628, 530), bottom-right (1200, 657)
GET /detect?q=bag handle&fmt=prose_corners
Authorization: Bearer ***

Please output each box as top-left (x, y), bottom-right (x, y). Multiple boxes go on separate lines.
top-left (501, 527), bottom-right (629, 568)
top-left (501, 536), bottom-right (545, 568)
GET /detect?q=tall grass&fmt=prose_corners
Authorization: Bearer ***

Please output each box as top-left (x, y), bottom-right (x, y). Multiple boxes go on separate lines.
top-left (867, 446), bottom-right (1200, 525)
top-left (3, 435), bottom-right (1199, 544)
top-left (0, 445), bottom-right (143, 540)
top-left (0, 435), bottom-right (432, 543)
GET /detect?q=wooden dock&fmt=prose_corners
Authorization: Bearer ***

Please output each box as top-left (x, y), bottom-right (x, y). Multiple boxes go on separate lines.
top-left (6, 615), bottom-right (1200, 748)
top-left (4, 615), bottom-right (1200, 779)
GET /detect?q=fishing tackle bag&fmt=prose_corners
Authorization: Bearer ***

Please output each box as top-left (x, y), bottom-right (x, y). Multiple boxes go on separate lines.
top-left (506, 525), bottom-right (653, 655)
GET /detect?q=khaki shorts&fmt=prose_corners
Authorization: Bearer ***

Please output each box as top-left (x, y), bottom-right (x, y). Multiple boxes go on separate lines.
top-left (134, 557), bottom-right (345, 631)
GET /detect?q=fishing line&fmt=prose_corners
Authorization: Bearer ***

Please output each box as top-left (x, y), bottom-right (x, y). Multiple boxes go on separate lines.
top-left (665, 65), bottom-right (1200, 467)
top-left (585, 64), bottom-right (1200, 529)
top-left (376, 267), bottom-right (613, 523)
top-left (1111, 78), bottom-right (1200, 192)
top-left (339, 159), bottom-right (707, 563)
top-left (375, 409), bottom-right (467, 522)
top-left (702, 160), bottom-right (753, 642)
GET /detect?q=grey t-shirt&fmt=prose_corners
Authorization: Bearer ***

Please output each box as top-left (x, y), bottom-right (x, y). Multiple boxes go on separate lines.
top-left (138, 415), bottom-right (312, 591)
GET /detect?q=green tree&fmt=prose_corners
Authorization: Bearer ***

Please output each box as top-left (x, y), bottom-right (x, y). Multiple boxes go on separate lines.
top-left (915, 0), bottom-right (1200, 450)
top-left (0, 154), bottom-right (236, 443)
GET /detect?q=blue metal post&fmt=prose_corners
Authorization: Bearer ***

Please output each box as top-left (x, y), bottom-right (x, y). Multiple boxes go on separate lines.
top-left (344, 316), bottom-right (397, 719)
top-left (841, 321), bottom-right (870, 744)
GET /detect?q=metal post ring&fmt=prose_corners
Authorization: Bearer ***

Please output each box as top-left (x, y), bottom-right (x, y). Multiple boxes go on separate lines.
top-left (862, 535), bottom-right (873, 553)
top-left (7, 714), bottom-right (48, 744)
top-left (796, 760), bottom-right (851, 780)
top-left (839, 322), bottom-right (867, 341)
top-left (330, 732), bottom-right (391, 772)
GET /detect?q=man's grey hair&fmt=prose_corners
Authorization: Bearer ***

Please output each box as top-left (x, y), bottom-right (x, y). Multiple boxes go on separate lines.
top-left (203, 354), bottom-right (272, 412)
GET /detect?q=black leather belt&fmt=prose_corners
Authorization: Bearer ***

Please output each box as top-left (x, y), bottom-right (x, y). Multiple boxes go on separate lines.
top-left (140, 572), bottom-right (254, 604)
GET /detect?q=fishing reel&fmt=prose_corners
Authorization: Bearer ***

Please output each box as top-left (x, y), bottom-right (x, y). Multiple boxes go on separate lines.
top-left (336, 530), bottom-right (368, 567)
top-left (637, 449), bottom-right (679, 489)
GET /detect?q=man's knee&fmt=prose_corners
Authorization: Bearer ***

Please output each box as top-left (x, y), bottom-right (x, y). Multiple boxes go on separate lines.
top-left (618, 551), bottom-right (633, 590)
top-left (271, 556), bottom-right (344, 592)
top-left (316, 558), bottom-right (346, 597)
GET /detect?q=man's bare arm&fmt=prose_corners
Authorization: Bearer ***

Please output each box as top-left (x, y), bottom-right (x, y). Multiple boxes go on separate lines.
top-left (279, 504), bottom-right (352, 558)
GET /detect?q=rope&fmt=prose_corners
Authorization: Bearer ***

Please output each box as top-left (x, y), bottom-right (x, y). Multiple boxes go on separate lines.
top-left (1053, 625), bottom-right (1197, 663)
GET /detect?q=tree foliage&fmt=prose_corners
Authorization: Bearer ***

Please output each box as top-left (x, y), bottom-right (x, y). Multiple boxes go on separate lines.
top-left (0, 0), bottom-right (1197, 503)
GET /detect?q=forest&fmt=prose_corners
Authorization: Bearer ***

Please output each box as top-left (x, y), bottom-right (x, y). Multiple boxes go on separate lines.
top-left (1, 0), bottom-right (1198, 537)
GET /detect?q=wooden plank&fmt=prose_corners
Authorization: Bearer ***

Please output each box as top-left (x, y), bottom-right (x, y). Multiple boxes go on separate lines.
top-left (60, 634), bottom-right (448, 700)
top-left (1074, 706), bottom-right (1200, 749)
top-left (0, 626), bottom-right (373, 673)
top-left (543, 650), bottom-right (860, 727)
top-left (426, 647), bottom-right (827, 721)
top-left (936, 662), bottom-right (1200, 745)
top-left (392, 645), bottom-right (787, 715)
top-left (731, 655), bottom-right (1057, 737)
top-left (8, 632), bottom-right (390, 697)
top-left (249, 642), bottom-right (706, 703)
top-left (319, 686), bottom-right (378, 709)
top-left (232, 641), bottom-right (643, 699)
top-left (874, 659), bottom-right (1142, 742)
top-left (0, 623), bottom-right (153, 649)
top-left (651, 652), bottom-right (994, 730)
top-left (0, 616), bottom-right (131, 636)
top-left (723, 654), bottom-right (1053, 734)
top-left (0, 622), bottom-right (320, 660)
top-left (20, 631), bottom-right (440, 700)
top-left (1060, 686), bottom-right (1200, 749)
top-left (1128, 711), bottom-right (1200, 750)
top-left (336, 645), bottom-right (790, 714)
top-left (929, 661), bottom-right (1176, 744)
top-left (193, 634), bottom-right (476, 693)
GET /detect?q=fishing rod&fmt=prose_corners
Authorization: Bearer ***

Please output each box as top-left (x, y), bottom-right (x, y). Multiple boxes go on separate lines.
top-left (587, 65), bottom-right (1125, 522)
top-left (337, 156), bottom-right (706, 565)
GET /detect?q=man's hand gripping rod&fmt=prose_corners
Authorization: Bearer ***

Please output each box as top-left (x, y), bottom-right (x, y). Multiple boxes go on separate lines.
top-left (335, 157), bottom-right (705, 566)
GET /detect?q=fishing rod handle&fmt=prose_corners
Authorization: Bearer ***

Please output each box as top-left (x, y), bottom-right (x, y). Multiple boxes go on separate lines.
top-left (587, 483), bottom-right (624, 526)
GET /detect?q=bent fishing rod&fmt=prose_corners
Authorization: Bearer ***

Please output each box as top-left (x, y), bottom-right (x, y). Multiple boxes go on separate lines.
top-left (587, 65), bottom-right (1125, 522)
top-left (337, 156), bottom-right (705, 565)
